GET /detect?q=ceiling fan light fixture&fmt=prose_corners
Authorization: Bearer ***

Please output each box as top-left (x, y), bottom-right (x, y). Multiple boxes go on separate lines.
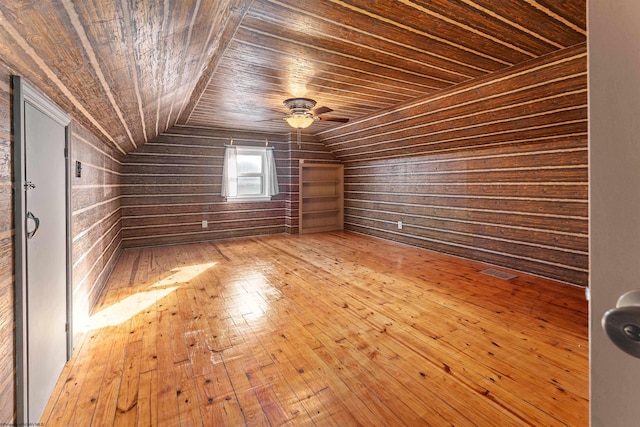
top-left (283, 98), bottom-right (317, 129)
top-left (284, 112), bottom-right (315, 129)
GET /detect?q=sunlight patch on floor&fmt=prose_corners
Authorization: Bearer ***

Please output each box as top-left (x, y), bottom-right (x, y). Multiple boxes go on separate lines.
top-left (150, 262), bottom-right (217, 288)
top-left (85, 286), bottom-right (179, 329)
top-left (84, 262), bottom-right (217, 330)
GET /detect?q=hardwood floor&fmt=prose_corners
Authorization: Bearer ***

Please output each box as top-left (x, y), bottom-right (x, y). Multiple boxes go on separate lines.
top-left (42, 232), bottom-right (589, 426)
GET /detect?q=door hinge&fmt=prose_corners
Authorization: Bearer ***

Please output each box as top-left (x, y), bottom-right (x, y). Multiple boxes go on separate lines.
top-left (64, 147), bottom-right (69, 159)
top-left (65, 323), bottom-right (69, 333)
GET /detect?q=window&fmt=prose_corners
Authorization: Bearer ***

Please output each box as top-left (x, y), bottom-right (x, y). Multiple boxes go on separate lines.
top-left (221, 146), bottom-right (279, 201)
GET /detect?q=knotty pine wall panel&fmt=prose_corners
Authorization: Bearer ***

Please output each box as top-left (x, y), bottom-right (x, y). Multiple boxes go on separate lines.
top-left (121, 127), bottom-right (289, 247)
top-left (71, 124), bottom-right (124, 333)
top-left (320, 44), bottom-right (588, 286)
top-left (121, 127), bottom-right (338, 244)
top-left (320, 44), bottom-right (587, 158)
top-left (0, 62), bottom-right (124, 424)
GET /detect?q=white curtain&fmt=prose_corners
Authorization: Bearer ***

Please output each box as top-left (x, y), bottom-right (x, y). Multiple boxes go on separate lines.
top-left (222, 146), bottom-right (279, 198)
top-left (221, 146), bottom-right (237, 197)
top-left (266, 148), bottom-right (280, 196)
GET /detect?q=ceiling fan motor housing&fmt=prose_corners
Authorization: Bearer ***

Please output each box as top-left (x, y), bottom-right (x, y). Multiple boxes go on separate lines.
top-left (283, 97), bottom-right (317, 113)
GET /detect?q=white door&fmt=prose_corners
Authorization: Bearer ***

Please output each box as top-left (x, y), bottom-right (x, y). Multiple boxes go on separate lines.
top-left (589, 1), bottom-right (640, 425)
top-left (14, 78), bottom-right (71, 423)
top-left (25, 102), bottom-right (68, 422)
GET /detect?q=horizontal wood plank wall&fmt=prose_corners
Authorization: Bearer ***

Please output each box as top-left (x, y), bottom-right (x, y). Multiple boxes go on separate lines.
top-left (71, 123), bottom-right (124, 338)
top-left (121, 126), bottom-right (290, 247)
top-left (0, 62), bottom-right (125, 424)
top-left (0, 64), bottom-right (15, 424)
top-left (317, 44), bottom-right (587, 286)
top-left (286, 132), bottom-right (339, 234)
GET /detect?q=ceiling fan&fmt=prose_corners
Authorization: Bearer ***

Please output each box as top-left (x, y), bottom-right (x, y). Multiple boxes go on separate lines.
top-left (282, 98), bottom-right (349, 129)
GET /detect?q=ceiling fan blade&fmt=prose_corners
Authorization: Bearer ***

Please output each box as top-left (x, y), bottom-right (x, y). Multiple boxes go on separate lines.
top-left (318, 116), bottom-right (349, 123)
top-left (314, 106), bottom-right (333, 115)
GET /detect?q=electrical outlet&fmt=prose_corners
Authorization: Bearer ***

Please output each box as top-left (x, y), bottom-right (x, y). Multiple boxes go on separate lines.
top-left (398, 220), bottom-right (403, 230)
top-left (202, 220), bottom-right (208, 228)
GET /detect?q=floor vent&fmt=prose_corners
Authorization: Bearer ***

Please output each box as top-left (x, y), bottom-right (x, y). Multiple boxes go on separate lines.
top-left (480, 268), bottom-right (518, 280)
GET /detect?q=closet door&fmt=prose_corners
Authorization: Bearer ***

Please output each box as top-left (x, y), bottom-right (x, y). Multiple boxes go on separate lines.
top-left (14, 77), bottom-right (72, 423)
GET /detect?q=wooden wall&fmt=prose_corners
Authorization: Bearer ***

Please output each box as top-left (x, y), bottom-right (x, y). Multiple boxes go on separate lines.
top-left (317, 44), bottom-right (588, 286)
top-left (121, 127), bottom-right (287, 247)
top-left (70, 124), bottom-right (124, 333)
top-left (121, 127), bottom-right (338, 246)
top-left (0, 62), bottom-right (123, 424)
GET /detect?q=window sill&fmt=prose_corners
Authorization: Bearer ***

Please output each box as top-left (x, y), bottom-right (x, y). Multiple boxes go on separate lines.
top-left (225, 196), bottom-right (273, 203)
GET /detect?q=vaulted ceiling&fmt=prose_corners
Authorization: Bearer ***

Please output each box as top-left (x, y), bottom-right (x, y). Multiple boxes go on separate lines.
top-left (0, 0), bottom-right (585, 155)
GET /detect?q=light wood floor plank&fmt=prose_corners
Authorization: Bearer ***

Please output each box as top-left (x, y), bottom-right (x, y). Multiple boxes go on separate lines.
top-left (114, 339), bottom-right (142, 426)
top-left (42, 231), bottom-right (588, 426)
top-left (137, 369), bottom-right (158, 426)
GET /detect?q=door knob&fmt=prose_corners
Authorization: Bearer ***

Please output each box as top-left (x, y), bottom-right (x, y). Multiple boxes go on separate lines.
top-left (602, 290), bottom-right (640, 358)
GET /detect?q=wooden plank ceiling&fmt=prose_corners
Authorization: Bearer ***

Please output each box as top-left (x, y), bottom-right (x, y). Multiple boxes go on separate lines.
top-left (0, 0), bottom-right (585, 155)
